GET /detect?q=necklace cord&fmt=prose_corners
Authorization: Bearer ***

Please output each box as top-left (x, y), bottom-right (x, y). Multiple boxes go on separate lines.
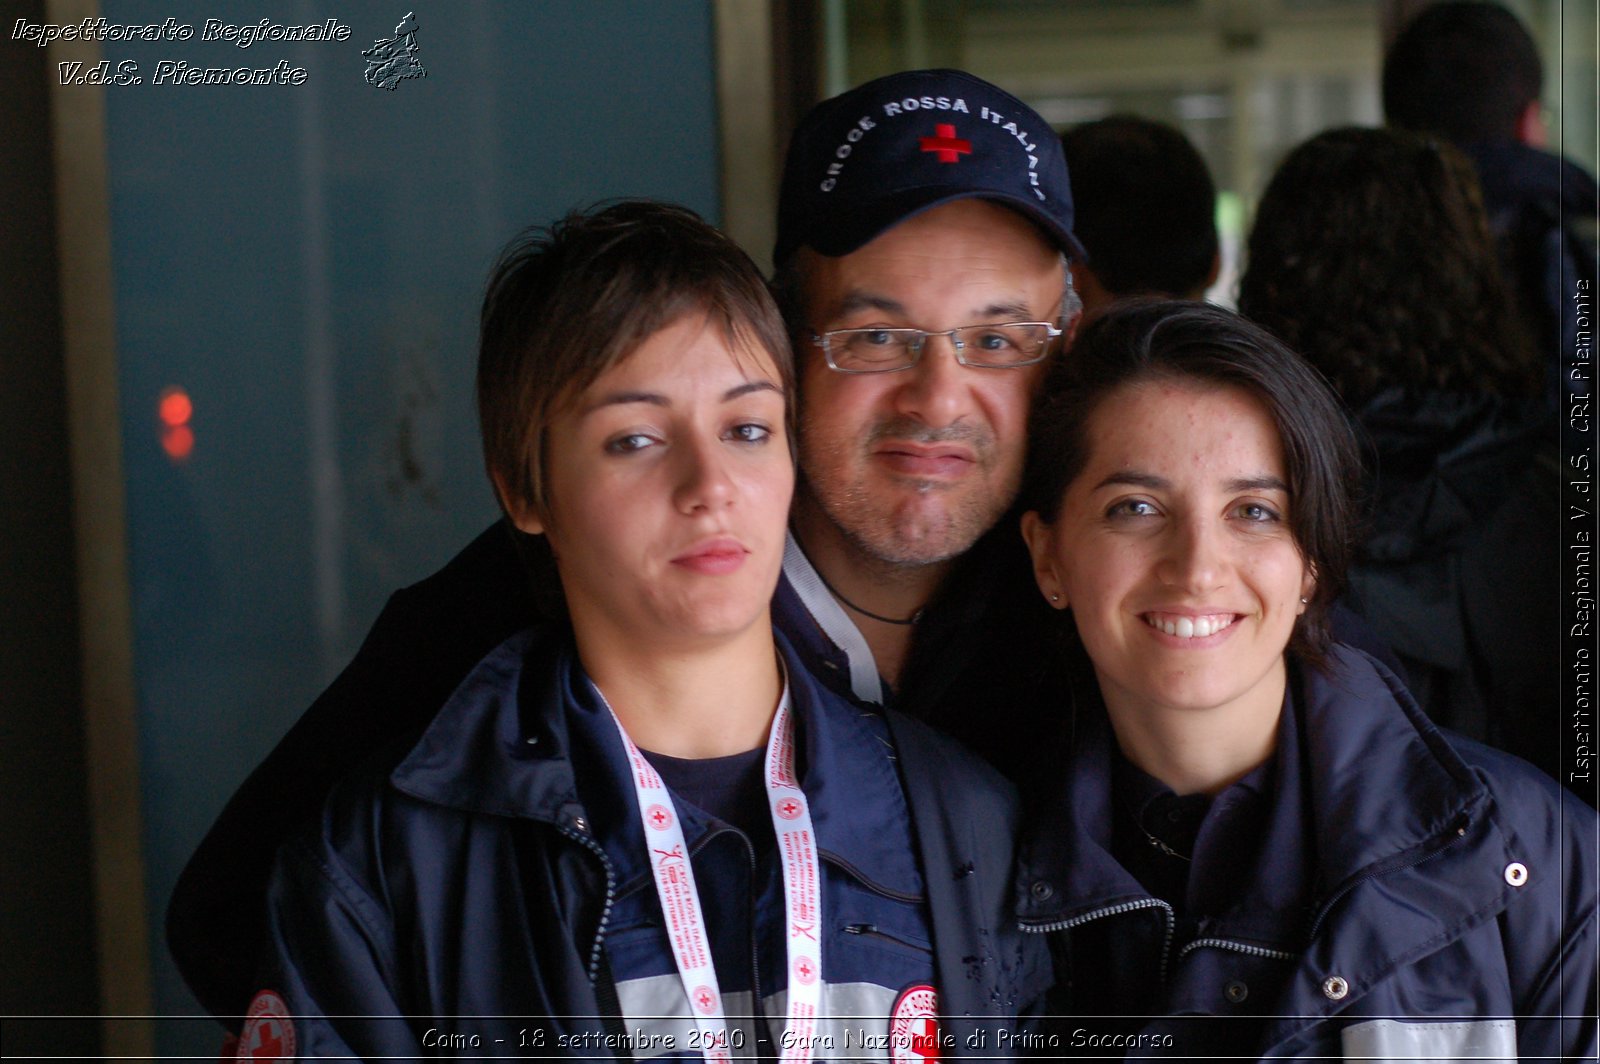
top-left (812, 566), bottom-right (924, 626)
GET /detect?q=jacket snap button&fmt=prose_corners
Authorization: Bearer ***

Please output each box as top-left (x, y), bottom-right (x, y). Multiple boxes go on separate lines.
top-left (1322, 975), bottom-right (1349, 1001)
top-left (1029, 880), bottom-right (1054, 901)
top-left (1504, 861), bottom-right (1528, 886)
top-left (571, 816), bottom-right (588, 833)
top-left (1224, 980), bottom-right (1248, 1004)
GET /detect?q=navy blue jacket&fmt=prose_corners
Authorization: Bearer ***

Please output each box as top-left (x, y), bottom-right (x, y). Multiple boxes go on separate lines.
top-left (256, 628), bottom-right (1047, 1059)
top-left (1343, 388), bottom-right (1574, 798)
top-left (1463, 137), bottom-right (1597, 421)
top-left (170, 522), bottom-right (1060, 1026)
top-left (1016, 646), bottom-right (1597, 1060)
top-left (173, 522), bottom-right (1407, 1029)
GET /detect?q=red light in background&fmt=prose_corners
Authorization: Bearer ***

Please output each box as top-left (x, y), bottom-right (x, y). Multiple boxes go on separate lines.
top-left (158, 385), bottom-right (194, 463)
top-left (159, 388), bottom-right (193, 427)
top-left (162, 424), bottom-right (195, 461)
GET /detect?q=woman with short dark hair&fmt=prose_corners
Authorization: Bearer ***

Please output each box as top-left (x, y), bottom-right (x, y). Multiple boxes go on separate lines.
top-left (240, 202), bottom-right (1037, 1061)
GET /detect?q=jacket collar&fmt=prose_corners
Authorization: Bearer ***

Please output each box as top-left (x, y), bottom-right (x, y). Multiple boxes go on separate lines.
top-left (391, 625), bottom-right (582, 824)
top-left (1462, 137), bottom-right (1599, 216)
top-left (1017, 646), bottom-right (1496, 933)
top-left (391, 624), bottom-right (924, 898)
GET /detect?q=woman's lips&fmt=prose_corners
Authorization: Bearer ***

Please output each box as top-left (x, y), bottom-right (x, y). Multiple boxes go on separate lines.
top-left (671, 537), bottom-right (750, 575)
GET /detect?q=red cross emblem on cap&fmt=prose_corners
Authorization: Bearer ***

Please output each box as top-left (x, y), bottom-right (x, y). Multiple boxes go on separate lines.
top-left (919, 123), bottom-right (971, 163)
top-left (776, 797), bottom-right (802, 820)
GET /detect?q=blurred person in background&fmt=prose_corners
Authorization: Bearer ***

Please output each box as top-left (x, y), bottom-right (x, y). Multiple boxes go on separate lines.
top-left (1060, 115), bottom-right (1219, 316)
top-left (1384, 0), bottom-right (1597, 409)
top-left (1238, 126), bottom-right (1572, 798)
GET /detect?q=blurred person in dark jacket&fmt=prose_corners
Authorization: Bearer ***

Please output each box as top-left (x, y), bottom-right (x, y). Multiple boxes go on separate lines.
top-left (1238, 126), bottom-right (1575, 799)
top-left (1384, 0), bottom-right (1597, 412)
top-left (1060, 115), bottom-right (1220, 316)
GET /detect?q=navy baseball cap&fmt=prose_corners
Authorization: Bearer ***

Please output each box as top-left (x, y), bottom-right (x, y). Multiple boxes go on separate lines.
top-left (774, 68), bottom-right (1084, 265)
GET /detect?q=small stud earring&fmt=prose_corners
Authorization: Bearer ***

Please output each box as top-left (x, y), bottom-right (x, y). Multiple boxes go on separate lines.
top-left (1299, 597), bottom-right (1309, 605)
top-left (1050, 593), bottom-right (1060, 603)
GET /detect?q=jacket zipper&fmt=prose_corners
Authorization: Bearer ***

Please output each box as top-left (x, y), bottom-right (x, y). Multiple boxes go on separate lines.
top-left (1022, 897), bottom-right (1177, 983)
top-left (843, 922), bottom-right (933, 954)
top-left (1178, 938), bottom-right (1297, 962)
top-left (556, 822), bottom-right (617, 983)
top-left (822, 853), bottom-right (923, 904)
top-left (1305, 822), bottom-right (1468, 943)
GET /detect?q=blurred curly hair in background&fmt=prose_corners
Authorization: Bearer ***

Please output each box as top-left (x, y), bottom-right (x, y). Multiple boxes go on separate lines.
top-left (1239, 126), bottom-right (1538, 406)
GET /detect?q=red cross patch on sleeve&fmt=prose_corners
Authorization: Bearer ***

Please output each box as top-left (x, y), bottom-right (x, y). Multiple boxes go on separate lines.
top-left (236, 990), bottom-right (295, 1062)
top-left (889, 983), bottom-right (942, 1064)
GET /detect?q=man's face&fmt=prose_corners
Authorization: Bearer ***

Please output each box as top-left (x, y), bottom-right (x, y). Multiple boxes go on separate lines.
top-left (795, 198), bottom-right (1067, 567)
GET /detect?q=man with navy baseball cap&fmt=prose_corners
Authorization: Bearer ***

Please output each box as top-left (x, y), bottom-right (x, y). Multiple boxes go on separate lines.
top-left (772, 70), bottom-right (1082, 713)
top-left (169, 68), bottom-right (1081, 1027)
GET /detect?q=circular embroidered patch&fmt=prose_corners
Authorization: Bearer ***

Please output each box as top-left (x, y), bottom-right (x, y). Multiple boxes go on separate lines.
top-left (645, 803), bottom-right (674, 831)
top-left (889, 984), bottom-right (940, 1064)
top-left (237, 990), bottom-right (295, 1062)
top-left (775, 796), bottom-right (804, 821)
top-left (692, 984), bottom-right (718, 1015)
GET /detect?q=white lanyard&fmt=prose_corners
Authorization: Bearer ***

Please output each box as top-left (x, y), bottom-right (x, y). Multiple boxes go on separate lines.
top-left (599, 683), bottom-right (823, 1062)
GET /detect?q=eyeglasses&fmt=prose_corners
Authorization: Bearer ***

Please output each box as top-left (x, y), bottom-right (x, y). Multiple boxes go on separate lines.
top-left (810, 322), bottom-right (1063, 374)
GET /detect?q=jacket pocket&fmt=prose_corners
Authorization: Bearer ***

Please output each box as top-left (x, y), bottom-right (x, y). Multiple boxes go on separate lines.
top-left (842, 922), bottom-right (934, 956)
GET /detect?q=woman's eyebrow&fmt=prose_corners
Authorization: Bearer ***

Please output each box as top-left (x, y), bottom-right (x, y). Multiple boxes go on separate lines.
top-left (582, 390), bottom-right (668, 414)
top-left (1225, 475), bottom-right (1290, 493)
top-left (723, 381), bottom-right (784, 402)
top-left (1093, 471), bottom-right (1168, 491)
top-left (1091, 472), bottom-right (1290, 493)
top-left (581, 380), bottom-right (784, 416)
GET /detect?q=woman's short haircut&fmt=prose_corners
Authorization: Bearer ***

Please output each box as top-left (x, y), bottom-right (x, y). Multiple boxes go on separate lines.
top-left (1239, 127), bottom-right (1538, 405)
top-left (1023, 299), bottom-right (1359, 669)
top-left (477, 200), bottom-right (792, 522)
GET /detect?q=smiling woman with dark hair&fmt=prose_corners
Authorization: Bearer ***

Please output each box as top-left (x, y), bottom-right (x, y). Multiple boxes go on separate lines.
top-left (1014, 300), bottom-right (1596, 1062)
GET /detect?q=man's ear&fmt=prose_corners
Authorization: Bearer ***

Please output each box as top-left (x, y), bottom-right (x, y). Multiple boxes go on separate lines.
top-left (492, 471), bottom-right (545, 536)
top-left (1068, 261), bottom-right (1111, 321)
top-left (1515, 99), bottom-right (1548, 148)
top-left (1020, 510), bottom-right (1068, 609)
